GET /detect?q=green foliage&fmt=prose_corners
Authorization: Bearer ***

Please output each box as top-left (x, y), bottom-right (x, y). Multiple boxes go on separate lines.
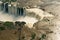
top-left (39, 38), bottom-right (41, 40)
top-left (0, 27), bottom-right (5, 31)
top-left (5, 0), bottom-right (9, 2)
top-left (15, 21), bottom-right (26, 26)
top-left (41, 34), bottom-right (46, 39)
top-left (11, 0), bottom-right (17, 2)
top-left (2, 0), bottom-right (17, 2)
top-left (39, 34), bottom-right (46, 40)
top-left (31, 33), bottom-right (36, 40)
top-left (3, 21), bottom-right (15, 29)
top-left (3, 21), bottom-right (13, 26)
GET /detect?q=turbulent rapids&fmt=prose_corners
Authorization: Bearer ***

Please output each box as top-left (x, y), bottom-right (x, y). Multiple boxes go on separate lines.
top-left (0, 0), bottom-right (60, 40)
top-left (0, 1), bottom-right (54, 28)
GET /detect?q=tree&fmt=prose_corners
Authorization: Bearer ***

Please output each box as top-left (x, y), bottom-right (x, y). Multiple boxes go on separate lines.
top-left (0, 27), bottom-right (5, 31)
top-left (17, 21), bottom-right (26, 40)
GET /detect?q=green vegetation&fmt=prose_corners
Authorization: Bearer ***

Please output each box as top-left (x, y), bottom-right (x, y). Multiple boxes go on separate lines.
top-left (0, 27), bottom-right (5, 31)
top-left (2, 0), bottom-right (17, 2)
top-left (3, 21), bottom-right (13, 26)
top-left (41, 34), bottom-right (46, 39)
top-left (39, 34), bottom-right (46, 40)
top-left (15, 21), bottom-right (21, 26)
top-left (31, 33), bottom-right (36, 40)
top-left (15, 21), bottom-right (26, 26)
top-left (11, 0), bottom-right (17, 2)
top-left (3, 21), bottom-right (15, 29)
top-left (0, 21), bottom-right (26, 30)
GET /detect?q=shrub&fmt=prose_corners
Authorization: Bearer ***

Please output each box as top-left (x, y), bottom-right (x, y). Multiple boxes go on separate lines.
top-left (39, 34), bottom-right (46, 40)
top-left (41, 34), bottom-right (46, 39)
top-left (3, 21), bottom-right (15, 29)
top-left (31, 33), bottom-right (36, 40)
top-left (15, 21), bottom-right (26, 26)
top-left (0, 27), bottom-right (5, 31)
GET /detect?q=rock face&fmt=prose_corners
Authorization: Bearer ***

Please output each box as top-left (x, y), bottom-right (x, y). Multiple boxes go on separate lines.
top-left (33, 20), bottom-right (54, 40)
top-left (19, 20), bottom-right (54, 40)
top-left (40, 1), bottom-right (60, 40)
top-left (0, 19), bottom-right (54, 40)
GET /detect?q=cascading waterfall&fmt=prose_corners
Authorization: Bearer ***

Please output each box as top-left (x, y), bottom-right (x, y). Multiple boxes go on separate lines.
top-left (8, 4), bottom-right (17, 16)
top-left (0, 1), bottom-right (25, 16)
top-left (0, 1), bottom-right (38, 27)
top-left (0, 1), bottom-right (3, 11)
top-left (0, 1), bottom-right (54, 29)
top-left (4, 2), bottom-right (8, 13)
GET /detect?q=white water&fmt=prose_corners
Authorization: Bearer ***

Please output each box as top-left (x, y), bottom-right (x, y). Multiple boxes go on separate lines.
top-left (26, 8), bottom-right (54, 20)
top-left (16, 16), bottom-right (38, 28)
top-left (0, 7), bottom-right (54, 28)
top-left (0, 11), bottom-right (38, 28)
top-left (0, 1), bottom-right (60, 40)
top-left (0, 11), bottom-right (15, 22)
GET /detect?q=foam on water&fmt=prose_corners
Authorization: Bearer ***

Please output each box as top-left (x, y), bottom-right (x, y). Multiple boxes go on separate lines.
top-left (0, 11), bottom-right (38, 27)
top-left (0, 11), bottom-right (15, 22)
top-left (0, 11), bottom-right (37, 20)
top-left (16, 16), bottom-right (38, 28)
top-left (16, 16), bottom-right (38, 24)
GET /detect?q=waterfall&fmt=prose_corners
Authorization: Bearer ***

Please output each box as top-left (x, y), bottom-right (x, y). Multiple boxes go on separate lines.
top-left (0, 1), bottom-right (2, 11)
top-left (8, 4), bottom-right (25, 16)
top-left (8, 4), bottom-right (12, 14)
top-left (0, 1), bottom-right (4, 11)
top-left (0, 1), bottom-right (26, 17)
top-left (4, 2), bottom-right (8, 13)
top-left (8, 4), bottom-right (17, 16)
top-left (17, 7), bottom-right (25, 16)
